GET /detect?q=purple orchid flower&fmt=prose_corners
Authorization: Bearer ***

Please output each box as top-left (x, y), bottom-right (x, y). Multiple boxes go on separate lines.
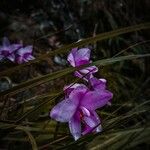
top-left (0, 37), bottom-right (22, 62)
top-left (15, 45), bottom-right (35, 64)
top-left (67, 48), bottom-right (98, 81)
top-left (50, 79), bottom-right (113, 140)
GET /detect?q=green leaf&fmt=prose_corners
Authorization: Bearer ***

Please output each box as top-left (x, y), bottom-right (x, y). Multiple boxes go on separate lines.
top-left (17, 126), bottom-right (38, 150)
top-left (0, 67), bottom-right (74, 96)
top-left (0, 54), bottom-right (149, 97)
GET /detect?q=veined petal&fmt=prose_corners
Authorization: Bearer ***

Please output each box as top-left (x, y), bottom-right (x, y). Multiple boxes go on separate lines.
top-left (81, 90), bottom-right (113, 110)
top-left (84, 116), bottom-right (97, 128)
top-left (69, 112), bottom-right (81, 141)
top-left (50, 98), bottom-right (79, 122)
top-left (75, 48), bottom-right (91, 66)
top-left (76, 48), bottom-right (90, 59)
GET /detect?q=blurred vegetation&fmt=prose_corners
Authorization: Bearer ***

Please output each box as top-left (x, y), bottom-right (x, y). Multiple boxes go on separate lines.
top-left (0, 0), bottom-right (150, 149)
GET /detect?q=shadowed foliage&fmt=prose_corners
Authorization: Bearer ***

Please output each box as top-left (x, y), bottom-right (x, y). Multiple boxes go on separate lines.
top-left (0, 0), bottom-right (150, 149)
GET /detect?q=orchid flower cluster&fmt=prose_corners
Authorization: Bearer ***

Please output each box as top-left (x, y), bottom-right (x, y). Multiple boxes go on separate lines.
top-left (0, 37), bottom-right (34, 64)
top-left (50, 48), bottom-right (113, 140)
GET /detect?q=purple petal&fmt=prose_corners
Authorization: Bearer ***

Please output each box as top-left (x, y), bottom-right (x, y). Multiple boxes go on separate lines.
top-left (74, 71), bottom-right (84, 79)
top-left (23, 45), bottom-right (33, 53)
top-left (1, 50), bottom-right (10, 56)
top-left (67, 48), bottom-right (78, 67)
top-left (11, 44), bottom-right (23, 51)
top-left (90, 77), bottom-right (106, 90)
top-left (69, 111), bottom-right (81, 140)
top-left (82, 111), bottom-right (101, 134)
top-left (81, 90), bottom-right (113, 110)
top-left (80, 66), bottom-right (98, 74)
top-left (0, 46), bottom-right (12, 56)
top-left (7, 54), bottom-right (15, 62)
top-left (80, 106), bottom-right (90, 117)
top-left (16, 46), bottom-right (33, 56)
top-left (15, 55), bottom-right (24, 64)
top-left (67, 48), bottom-right (91, 67)
top-left (82, 124), bottom-right (92, 135)
top-left (91, 111), bottom-right (102, 133)
top-left (75, 48), bottom-right (91, 66)
top-left (1, 37), bottom-right (22, 53)
top-left (23, 53), bottom-right (32, 60)
top-left (27, 55), bottom-right (35, 60)
top-left (15, 46), bottom-right (34, 64)
top-left (63, 83), bottom-right (86, 97)
top-left (74, 70), bottom-right (90, 81)
top-left (16, 54), bottom-right (34, 64)
top-left (0, 45), bottom-right (20, 57)
top-left (84, 116), bottom-right (97, 128)
top-left (50, 98), bottom-right (79, 122)
top-left (74, 66), bottom-right (98, 81)
top-left (68, 53), bottom-right (75, 66)
top-left (68, 85), bottom-right (88, 101)
top-left (82, 124), bottom-right (102, 135)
